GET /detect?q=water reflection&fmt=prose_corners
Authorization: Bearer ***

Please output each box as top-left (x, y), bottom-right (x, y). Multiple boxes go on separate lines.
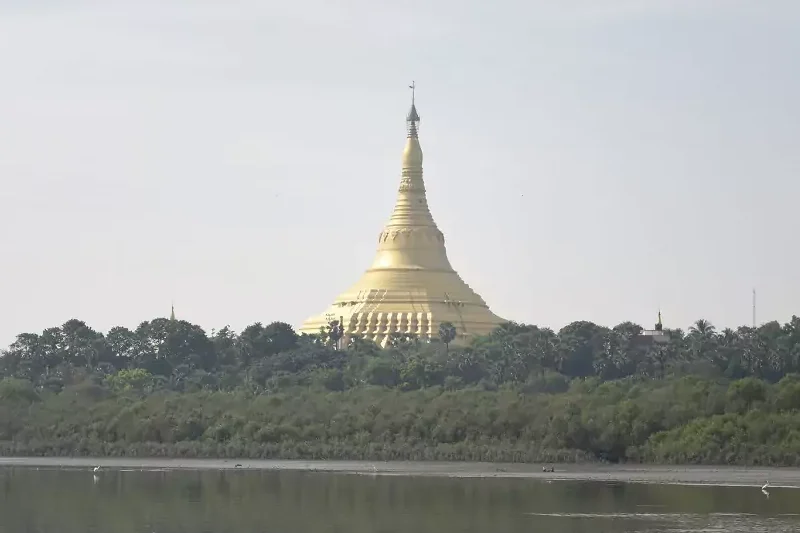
top-left (0, 467), bottom-right (798, 533)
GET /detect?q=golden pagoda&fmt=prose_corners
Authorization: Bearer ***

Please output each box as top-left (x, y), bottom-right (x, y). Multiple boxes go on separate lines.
top-left (299, 86), bottom-right (507, 346)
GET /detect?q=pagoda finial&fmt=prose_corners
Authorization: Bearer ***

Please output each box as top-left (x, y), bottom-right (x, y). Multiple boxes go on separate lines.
top-left (655, 309), bottom-right (663, 331)
top-left (406, 81), bottom-right (420, 138)
top-left (170, 302), bottom-right (176, 322)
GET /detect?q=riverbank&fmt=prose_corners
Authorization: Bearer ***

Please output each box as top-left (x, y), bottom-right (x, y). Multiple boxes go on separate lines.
top-left (2, 457), bottom-right (799, 488)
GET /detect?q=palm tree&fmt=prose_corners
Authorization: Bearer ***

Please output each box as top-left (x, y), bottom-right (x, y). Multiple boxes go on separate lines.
top-left (326, 320), bottom-right (344, 350)
top-left (688, 319), bottom-right (718, 362)
top-left (689, 319), bottom-right (716, 337)
top-left (438, 322), bottom-right (457, 353)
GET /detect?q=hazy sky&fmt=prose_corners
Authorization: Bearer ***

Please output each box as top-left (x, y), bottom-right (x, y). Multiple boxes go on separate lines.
top-left (1, 0), bottom-right (798, 346)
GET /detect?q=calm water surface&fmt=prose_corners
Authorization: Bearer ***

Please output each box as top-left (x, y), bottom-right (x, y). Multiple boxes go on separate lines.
top-left (1, 465), bottom-right (799, 532)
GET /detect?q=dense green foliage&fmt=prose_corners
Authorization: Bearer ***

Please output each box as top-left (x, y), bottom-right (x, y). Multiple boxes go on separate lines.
top-left (2, 316), bottom-right (800, 464)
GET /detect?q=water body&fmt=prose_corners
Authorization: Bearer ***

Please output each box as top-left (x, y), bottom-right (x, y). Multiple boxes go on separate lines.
top-left (1, 459), bottom-right (799, 532)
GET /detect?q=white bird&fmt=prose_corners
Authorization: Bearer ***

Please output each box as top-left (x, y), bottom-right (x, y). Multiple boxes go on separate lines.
top-left (762, 481), bottom-right (770, 498)
top-left (93, 466), bottom-right (101, 472)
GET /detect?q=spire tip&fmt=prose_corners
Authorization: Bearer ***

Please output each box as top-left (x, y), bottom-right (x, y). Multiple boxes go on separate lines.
top-left (406, 81), bottom-right (420, 137)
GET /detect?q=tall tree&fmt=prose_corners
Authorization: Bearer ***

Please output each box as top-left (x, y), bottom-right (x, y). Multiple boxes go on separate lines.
top-left (438, 322), bottom-right (457, 353)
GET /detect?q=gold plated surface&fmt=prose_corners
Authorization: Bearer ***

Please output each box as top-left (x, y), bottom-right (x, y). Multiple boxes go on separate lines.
top-left (299, 95), bottom-right (506, 345)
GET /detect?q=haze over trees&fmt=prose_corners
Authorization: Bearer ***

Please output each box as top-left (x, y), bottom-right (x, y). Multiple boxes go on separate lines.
top-left (2, 315), bottom-right (800, 465)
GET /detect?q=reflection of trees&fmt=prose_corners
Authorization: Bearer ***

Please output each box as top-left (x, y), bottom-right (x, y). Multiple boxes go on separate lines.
top-left (2, 470), bottom-right (798, 533)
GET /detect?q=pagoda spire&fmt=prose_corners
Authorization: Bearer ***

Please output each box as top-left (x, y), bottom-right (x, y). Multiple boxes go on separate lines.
top-left (382, 84), bottom-right (437, 235)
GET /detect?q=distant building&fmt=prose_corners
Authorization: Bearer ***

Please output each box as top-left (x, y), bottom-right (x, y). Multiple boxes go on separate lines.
top-left (634, 311), bottom-right (670, 347)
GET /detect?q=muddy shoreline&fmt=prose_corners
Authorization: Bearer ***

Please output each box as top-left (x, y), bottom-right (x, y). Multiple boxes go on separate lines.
top-left (2, 457), bottom-right (800, 488)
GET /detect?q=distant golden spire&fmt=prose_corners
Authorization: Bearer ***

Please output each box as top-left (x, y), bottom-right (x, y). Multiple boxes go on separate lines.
top-left (369, 85), bottom-right (449, 271)
top-left (170, 303), bottom-right (176, 322)
top-left (385, 84), bottom-right (434, 228)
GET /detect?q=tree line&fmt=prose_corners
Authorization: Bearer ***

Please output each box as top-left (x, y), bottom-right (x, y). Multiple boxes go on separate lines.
top-left (2, 316), bottom-right (800, 392)
top-left (1, 315), bottom-right (800, 465)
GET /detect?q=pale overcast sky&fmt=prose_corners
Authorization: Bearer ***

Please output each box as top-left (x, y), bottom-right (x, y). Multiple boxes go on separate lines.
top-left (1, 0), bottom-right (798, 345)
